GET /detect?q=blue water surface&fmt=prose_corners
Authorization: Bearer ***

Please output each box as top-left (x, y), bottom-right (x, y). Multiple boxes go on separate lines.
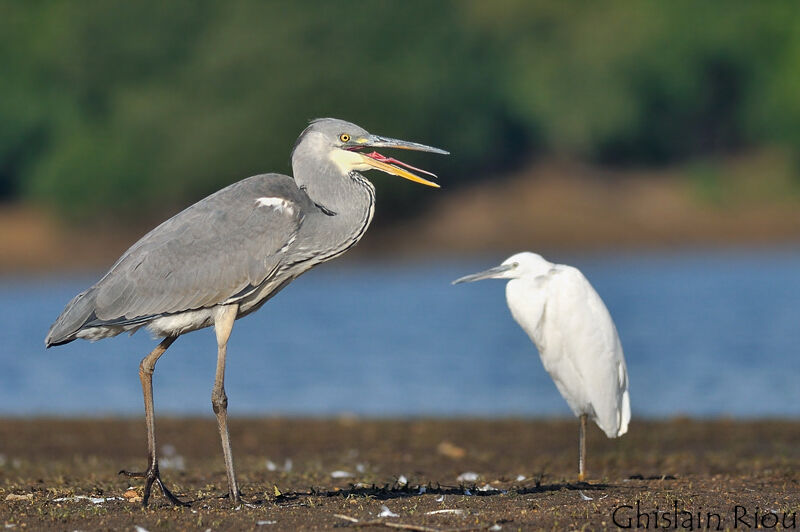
top-left (1, 249), bottom-right (798, 418)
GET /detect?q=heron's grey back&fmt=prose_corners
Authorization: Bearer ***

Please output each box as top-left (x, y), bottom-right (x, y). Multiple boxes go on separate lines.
top-left (46, 173), bottom-right (311, 345)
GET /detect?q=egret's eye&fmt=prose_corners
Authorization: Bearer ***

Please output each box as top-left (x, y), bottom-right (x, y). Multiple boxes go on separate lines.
top-left (513, 262), bottom-right (520, 268)
top-left (339, 133), bottom-right (351, 143)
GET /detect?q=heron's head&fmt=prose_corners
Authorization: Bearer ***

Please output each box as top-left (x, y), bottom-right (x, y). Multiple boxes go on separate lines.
top-left (291, 118), bottom-right (448, 188)
top-left (452, 252), bottom-right (553, 284)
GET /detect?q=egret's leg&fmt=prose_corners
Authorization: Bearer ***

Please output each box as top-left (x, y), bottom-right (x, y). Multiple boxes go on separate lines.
top-left (212, 304), bottom-right (241, 506)
top-left (578, 413), bottom-right (587, 482)
top-left (120, 335), bottom-right (188, 507)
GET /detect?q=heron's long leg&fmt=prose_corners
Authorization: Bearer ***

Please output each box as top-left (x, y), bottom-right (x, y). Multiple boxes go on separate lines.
top-left (578, 413), bottom-right (587, 482)
top-left (212, 304), bottom-right (241, 506)
top-left (120, 335), bottom-right (188, 507)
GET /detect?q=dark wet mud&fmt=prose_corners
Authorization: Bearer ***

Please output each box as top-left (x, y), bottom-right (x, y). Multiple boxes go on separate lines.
top-left (1, 418), bottom-right (798, 530)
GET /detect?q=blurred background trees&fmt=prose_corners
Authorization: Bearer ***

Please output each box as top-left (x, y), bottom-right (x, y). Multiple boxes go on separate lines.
top-left (2, 0), bottom-right (800, 223)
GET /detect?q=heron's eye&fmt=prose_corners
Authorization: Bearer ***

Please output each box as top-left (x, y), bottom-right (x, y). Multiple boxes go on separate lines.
top-left (339, 133), bottom-right (351, 143)
top-left (513, 262), bottom-right (519, 268)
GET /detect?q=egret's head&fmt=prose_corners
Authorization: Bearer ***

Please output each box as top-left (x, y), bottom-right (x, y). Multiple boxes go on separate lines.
top-left (452, 252), bottom-right (553, 284)
top-left (291, 118), bottom-right (448, 188)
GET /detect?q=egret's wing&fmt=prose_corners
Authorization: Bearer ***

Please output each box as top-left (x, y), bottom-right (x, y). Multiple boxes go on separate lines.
top-left (92, 174), bottom-right (309, 320)
top-left (546, 265), bottom-right (629, 437)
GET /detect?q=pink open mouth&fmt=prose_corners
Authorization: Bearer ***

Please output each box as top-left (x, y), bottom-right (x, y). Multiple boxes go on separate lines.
top-left (347, 147), bottom-right (438, 179)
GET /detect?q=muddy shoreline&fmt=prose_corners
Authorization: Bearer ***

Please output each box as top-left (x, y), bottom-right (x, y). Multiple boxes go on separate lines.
top-left (1, 418), bottom-right (798, 530)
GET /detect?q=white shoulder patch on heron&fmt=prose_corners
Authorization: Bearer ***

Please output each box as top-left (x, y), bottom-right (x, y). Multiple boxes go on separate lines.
top-left (255, 197), bottom-right (295, 215)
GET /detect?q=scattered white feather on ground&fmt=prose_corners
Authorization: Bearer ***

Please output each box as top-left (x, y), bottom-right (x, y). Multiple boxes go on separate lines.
top-left (330, 470), bottom-right (353, 478)
top-left (489, 524), bottom-right (503, 531)
top-left (379, 505), bottom-right (399, 518)
top-left (457, 472), bottom-right (479, 482)
top-left (159, 444), bottom-right (185, 470)
top-left (134, 526), bottom-right (149, 532)
top-left (579, 491), bottom-right (593, 501)
top-left (161, 444), bottom-right (176, 455)
top-left (52, 495), bottom-right (123, 504)
top-left (417, 486), bottom-right (427, 494)
top-left (426, 509), bottom-right (465, 516)
top-left (256, 520), bottom-right (276, 526)
top-left (159, 456), bottom-right (185, 470)
top-left (516, 474), bottom-right (526, 481)
top-left (397, 475), bottom-right (408, 485)
top-left (266, 458), bottom-right (293, 472)
top-left (435, 495), bottom-right (445, 502)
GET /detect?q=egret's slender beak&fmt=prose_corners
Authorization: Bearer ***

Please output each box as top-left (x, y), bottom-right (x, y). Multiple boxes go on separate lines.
top-left (349, 135), bottom-right (448, 188)
top-left (452, 264), bottom-right (514, 284)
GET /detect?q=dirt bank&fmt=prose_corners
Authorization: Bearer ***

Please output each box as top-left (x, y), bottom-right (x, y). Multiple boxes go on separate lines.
top-left (3, 151), bottom-right (800, 273)
top-left (373, 153), bottom-right (800, 257)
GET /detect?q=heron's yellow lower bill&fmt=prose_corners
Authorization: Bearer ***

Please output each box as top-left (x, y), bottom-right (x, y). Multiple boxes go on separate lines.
top-left (358, 153), bottom-right (440, 188)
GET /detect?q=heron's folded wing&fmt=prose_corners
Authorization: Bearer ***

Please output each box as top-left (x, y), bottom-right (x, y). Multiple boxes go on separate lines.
top-left (93, 174), bottom-right (307, 320)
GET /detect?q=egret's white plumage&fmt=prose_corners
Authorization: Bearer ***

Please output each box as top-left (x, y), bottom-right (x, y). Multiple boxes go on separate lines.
top-left (454, 251), bottom-right (630, 480)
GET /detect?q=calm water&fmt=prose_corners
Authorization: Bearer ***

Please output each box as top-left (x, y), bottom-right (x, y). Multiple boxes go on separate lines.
top-left (1, 249), bottom-right (798, 418)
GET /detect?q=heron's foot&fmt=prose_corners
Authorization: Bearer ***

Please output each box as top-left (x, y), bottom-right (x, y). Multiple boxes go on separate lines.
top-left (119, 465), bottom-right (189, 507)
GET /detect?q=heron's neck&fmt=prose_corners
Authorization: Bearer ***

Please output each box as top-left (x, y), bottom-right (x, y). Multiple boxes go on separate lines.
top-left (292, 157), bottom-right (376, 259)
top-left (294, 154), bottom-right (374, 212)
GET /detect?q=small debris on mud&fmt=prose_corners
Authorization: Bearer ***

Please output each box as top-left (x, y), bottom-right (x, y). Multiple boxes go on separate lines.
top-left (0, 418), bottom-right (797, 530)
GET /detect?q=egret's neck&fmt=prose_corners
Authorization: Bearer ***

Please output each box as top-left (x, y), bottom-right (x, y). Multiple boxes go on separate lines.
top-left (506, 278), bottom-right (548, 348)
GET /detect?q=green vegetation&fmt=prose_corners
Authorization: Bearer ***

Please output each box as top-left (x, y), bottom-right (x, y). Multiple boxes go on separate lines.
top-left (2, 1), bottom-right (800, 220)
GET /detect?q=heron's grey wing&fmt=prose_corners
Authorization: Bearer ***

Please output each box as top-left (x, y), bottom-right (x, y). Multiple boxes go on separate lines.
top-left (92, 174), bottom-right (308, 320)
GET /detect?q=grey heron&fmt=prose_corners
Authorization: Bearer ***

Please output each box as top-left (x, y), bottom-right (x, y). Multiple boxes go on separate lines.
top-left (454, 252), bottom-right (630, 482)
top-left (45, 118), bottom-right (447, 507)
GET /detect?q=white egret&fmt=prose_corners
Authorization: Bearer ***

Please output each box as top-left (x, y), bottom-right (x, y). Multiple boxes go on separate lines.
top-left (454, 252), bottom-right (630, 481)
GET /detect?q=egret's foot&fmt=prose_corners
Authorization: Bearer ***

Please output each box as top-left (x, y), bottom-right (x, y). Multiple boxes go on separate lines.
top-left (220, 489), bottom-right (243, 507)
top-left (119, 465), bottom-right (189, 507)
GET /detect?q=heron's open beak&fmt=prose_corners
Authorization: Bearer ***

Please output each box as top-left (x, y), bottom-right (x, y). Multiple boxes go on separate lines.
top-left (348, 135), bottom-right (448, 188)
top-left (452, 264), bottom-right (514, 284)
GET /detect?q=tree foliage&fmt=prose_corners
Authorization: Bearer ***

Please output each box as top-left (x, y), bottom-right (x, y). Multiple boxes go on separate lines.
top-left (2, 1), bottom-right (800, 220)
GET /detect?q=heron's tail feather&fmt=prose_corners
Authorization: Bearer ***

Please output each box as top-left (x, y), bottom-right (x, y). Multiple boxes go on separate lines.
top-left (45, 289), bottom-right (97, 347)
